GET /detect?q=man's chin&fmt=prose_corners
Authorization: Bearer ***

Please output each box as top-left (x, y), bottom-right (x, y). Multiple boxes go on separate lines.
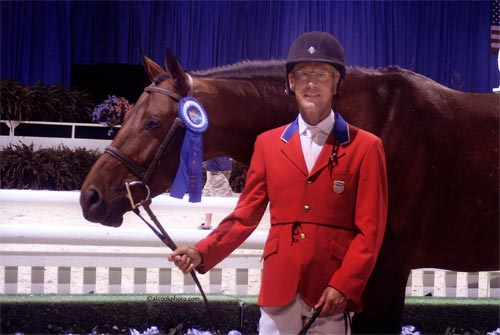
top-left (298, 101), bottom-right (318, 112)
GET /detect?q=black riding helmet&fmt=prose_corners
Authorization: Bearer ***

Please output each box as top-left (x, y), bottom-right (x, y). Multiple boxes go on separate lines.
top-left (285, 31), bottom-right (346, 96)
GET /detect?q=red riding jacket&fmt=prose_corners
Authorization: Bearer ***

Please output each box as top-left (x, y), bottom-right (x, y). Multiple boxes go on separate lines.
top-left (195, 113), bottom-right (388, 311)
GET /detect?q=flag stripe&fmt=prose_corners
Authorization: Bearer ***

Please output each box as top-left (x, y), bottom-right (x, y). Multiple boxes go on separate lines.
top-left (492, 0), bottom-right (500, 52)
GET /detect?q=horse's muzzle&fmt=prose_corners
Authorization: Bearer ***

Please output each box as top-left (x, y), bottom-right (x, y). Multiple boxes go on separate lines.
top-left (80, 186), bottom-right (126, 227)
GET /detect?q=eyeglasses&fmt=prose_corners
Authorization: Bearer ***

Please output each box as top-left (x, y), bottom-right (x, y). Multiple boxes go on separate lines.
top-left (293, 70), bottom-right (335, 83)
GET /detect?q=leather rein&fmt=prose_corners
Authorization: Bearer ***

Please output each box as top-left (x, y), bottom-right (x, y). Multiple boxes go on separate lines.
top-left (103, 78), bottom-right (221, 333)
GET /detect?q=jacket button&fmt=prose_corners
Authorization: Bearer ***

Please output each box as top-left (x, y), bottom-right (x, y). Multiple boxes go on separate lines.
top-left (306, 179), bottom-right (312, 184)
top-left (303, 205), bottom-right (310, 211)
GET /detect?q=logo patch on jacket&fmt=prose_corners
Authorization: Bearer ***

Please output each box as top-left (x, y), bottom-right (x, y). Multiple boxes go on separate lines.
top-left (333, 180), bottom-right (345, 194)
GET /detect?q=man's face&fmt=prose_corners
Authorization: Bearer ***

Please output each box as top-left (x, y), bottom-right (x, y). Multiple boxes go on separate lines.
top-left (288, 62), bottom-right (340, 125)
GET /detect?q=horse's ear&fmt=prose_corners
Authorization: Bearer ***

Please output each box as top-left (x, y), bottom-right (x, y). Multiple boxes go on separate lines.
top-left (142, 52), bottom-right (165, 82)
top-left (165, 48), bottom-right (189, 91)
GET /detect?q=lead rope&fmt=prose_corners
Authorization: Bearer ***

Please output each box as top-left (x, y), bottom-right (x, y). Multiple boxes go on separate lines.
top-left (132, 203), bottom-right (221, 334)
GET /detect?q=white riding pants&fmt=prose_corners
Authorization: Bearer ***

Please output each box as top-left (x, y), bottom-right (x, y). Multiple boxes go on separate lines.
top-left (259, 294), bottom-right (353, 335)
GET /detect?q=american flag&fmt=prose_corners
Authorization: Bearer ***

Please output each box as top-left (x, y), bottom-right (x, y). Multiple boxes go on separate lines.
top-left (492, 0), bottom-right (500, 52)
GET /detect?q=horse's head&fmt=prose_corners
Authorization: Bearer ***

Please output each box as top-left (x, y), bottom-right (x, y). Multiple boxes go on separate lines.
top-left (80, 49), bottom-right (191, 226)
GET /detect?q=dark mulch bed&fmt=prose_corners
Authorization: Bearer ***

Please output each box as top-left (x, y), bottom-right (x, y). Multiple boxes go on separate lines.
top-left (1, 296), bottom-right (499, 334)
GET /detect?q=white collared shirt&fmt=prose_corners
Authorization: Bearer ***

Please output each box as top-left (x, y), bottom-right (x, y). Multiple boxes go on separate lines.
top-left (298, 111), bottom-right (335, 171)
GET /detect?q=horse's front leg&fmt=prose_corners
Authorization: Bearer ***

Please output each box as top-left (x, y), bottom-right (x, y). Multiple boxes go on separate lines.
top-left (352, 241), bottom-right (411, 334)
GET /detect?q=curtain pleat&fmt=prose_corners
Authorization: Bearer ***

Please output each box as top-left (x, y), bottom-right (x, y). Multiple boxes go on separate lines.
top-left (1, 0), bottom-right (496, 92)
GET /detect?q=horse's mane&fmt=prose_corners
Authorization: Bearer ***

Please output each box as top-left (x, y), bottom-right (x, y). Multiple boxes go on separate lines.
top-left (346, 65), bottom-right (412, 76)
top-left (192, 61), bottom-right (417, 81)
top-left (191, 59), bottom-right (287, 80)
top-left (153, 60), bottom-right (286, 84)
top-left (154, 59), bottom-right (420, 85)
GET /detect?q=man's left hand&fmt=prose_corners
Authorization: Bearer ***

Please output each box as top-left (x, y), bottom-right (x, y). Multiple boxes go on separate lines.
top-left (314, 286), bottom-right (348, 317)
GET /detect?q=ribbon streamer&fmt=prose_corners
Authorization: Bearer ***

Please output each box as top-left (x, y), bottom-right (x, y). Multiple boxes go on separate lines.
top-left (170, 97), bottom-right (208, 202)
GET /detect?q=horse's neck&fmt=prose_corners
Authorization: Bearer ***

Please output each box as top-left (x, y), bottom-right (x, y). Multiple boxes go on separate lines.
top-left (196, 77), bottom-right (297, 164)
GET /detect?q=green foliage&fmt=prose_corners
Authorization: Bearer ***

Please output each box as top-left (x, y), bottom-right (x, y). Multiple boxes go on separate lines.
top-left (0, 80), bottom-right (94, 123)
top-left (0, 144), bottom-right (100, 190)
top-left (0, 80), bottom-right (31, 121)
top-left (0, 143), bottom-right (249, 192)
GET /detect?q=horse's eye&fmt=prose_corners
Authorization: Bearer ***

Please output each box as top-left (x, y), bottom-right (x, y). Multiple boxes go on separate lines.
top-left (145, 119), bottom-right (161, 131)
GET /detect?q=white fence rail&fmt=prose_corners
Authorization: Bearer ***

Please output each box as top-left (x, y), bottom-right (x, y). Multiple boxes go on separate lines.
top-left (0, 224), bottom-right (265, 296)
top-left (0, 120), bottom-right (112, 151)
top-left (0, 190), bottom-right (498, 298)
top-left (1, 223), bottom-right (498, 298)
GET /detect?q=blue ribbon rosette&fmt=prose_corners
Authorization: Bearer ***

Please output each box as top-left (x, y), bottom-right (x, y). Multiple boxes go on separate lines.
top-left (170, 97), bottom-right (208, 202)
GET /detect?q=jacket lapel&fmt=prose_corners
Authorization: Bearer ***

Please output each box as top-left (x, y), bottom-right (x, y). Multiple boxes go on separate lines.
top-left (280, 113), bottom-right (352, 176)
top-left (280, 119), bottom-right (308, 175)
top-left (282, 132), bottom-right (309, 176)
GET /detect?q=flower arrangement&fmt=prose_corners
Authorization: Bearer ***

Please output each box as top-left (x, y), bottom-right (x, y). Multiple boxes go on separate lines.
top-left (92, 95), bottom-right (133, 136)
top-left (401, 325), bottom-right (421, 335)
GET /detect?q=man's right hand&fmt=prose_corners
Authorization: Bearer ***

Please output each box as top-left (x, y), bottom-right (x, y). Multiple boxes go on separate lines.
top-left (168, 246), bottom-right (202, 274)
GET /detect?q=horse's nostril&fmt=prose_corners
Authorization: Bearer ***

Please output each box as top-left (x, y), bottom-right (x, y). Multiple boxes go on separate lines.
top-left (80, 187), bottom-right (107, 223)
top-left (85, 188), bottom-right (102, 210)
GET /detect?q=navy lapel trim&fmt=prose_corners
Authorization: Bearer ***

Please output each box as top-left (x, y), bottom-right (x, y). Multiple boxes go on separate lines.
top-left (280, 113), bottom-right (351, 145)
top-left (280, 118), bottom-right (299, 142)
top-left (334, 112), bottom-right (350, 145)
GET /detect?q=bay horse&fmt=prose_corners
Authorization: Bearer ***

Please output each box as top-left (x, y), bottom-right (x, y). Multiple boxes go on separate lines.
top-left (80, 49), bottom-right (499, 333)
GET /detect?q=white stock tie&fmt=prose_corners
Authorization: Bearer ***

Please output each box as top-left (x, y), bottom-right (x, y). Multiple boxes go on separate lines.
top-left (304, 126), bottom-right (320, 172)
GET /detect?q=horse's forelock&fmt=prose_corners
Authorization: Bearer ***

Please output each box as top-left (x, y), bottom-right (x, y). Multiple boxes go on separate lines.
top-left (154, 73), bottom-right (170, 85)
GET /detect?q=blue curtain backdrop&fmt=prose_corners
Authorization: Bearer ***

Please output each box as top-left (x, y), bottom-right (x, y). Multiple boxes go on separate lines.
top-left (1, 0), bottom-right (497, 92)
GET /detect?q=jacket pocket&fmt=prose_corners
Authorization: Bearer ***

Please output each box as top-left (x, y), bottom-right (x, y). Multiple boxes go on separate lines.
top-left (261, 237), bottom-right (279, 261)
top-left (331, 173), bottom-right (352, 181)
top-left (330, 239), bottom-right (349, 262)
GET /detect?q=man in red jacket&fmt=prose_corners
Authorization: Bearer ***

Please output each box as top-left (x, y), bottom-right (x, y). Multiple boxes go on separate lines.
top-left (169, 31), bottom-right (388, 334)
